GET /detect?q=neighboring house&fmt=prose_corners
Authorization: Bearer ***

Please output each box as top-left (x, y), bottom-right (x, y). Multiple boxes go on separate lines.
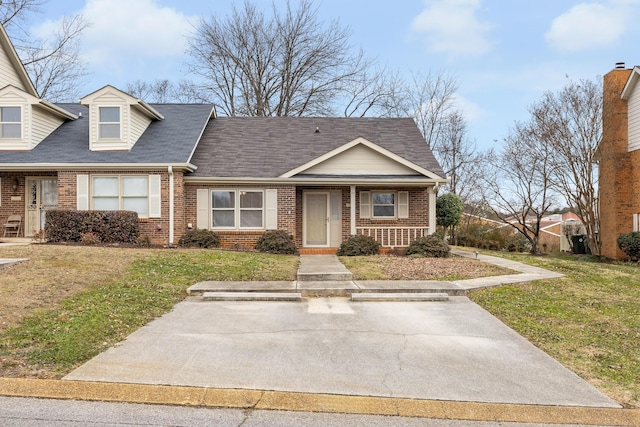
top-left (536, 213), bottom-right (585, 253)
top-left (0, 24), bottom-right (447, 252)
top-left (598, 63), bottom-right (640, 260)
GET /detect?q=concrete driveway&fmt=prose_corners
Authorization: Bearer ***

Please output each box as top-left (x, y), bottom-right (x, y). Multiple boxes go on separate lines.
top-left (65, 296), bottom-right (619, 408)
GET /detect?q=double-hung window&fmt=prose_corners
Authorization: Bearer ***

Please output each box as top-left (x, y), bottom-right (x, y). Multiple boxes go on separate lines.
top-left (92, 176), bottom-right (149, 217)
top-left (212, 190), bottom-right (264, 229)
top-left (0, 106), bottom-right (21, 139)
top-left (372, 192), bottom-right (396, 218)
top-left (99, 106), bottom-right (120, 139)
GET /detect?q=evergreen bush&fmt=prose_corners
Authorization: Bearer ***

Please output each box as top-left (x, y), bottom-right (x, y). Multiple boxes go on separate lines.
top-left (337, 235), bottom-right (380, 256)
top-left (254, 230), bottom-right (298, 254)
top-left (406, 234), bottom-right (450, 257)
top-left (617, 232), bottom-right (640, 261)
top-left (178, 229), bottom-right (220, 248)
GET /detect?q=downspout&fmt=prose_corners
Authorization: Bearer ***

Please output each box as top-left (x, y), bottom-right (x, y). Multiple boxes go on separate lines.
top-left (168, 165), bottom-right (174, 246)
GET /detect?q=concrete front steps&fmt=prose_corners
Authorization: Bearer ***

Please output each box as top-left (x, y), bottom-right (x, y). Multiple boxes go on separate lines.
top-left (296, 255), bottom-right (353, 282)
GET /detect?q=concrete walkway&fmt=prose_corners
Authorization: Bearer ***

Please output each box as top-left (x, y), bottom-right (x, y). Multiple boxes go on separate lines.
top-left (3, 249), bottom-right (640, 425)
top-left (188, 249), bottom-right (565, 298)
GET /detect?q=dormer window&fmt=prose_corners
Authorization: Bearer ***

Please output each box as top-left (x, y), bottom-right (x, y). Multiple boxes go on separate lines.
top-left (99, 106), bottom-right (120, 139)
top-left (0, 106), bottom-right (21, 139)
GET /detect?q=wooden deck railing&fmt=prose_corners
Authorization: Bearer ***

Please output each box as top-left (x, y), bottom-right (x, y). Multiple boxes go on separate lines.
top-left (355, 226), bottom-right (430, 247)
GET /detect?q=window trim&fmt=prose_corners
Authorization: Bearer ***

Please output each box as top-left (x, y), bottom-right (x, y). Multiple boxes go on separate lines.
top-left (371, 191), bottom-right (397, 219)
top-left (90, 175), bottom-right (150, 218)
top-left (210, 189), bottom-right (265, 230)
top-left (98, 106), bottom-right (121, 140)
top-left (0, 106), bottom-right (22, 139)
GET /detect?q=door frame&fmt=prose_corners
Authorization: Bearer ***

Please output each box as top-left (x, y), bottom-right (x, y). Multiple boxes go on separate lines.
top-left (303, 191), bottom-right (330, 247)
top-left (24, 176), bottom-right (59, 237)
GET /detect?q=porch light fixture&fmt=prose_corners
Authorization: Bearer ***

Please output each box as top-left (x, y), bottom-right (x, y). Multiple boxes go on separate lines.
top-left (11, 177), bottom-right (19, 192)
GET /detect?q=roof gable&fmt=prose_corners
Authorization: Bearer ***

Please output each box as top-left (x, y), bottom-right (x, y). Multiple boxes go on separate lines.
top-left (80, 85), bottom-right (164, 120)
top-left (282, 137), bottom-right (442, 179)
top-left (0, 24), bottom-right (38, 97)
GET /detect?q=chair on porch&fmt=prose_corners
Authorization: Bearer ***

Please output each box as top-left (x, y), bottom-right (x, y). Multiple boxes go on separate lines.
top-left (2, 215), bottom-right (22, 238)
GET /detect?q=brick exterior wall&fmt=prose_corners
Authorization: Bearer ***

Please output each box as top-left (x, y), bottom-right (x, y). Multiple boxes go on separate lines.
top-left (599, 68), bottom-right (637, 260)
top-left (3, 175), bottom-right (433, 250)
top-left (1, 170), bottom-right (185, 245)
top-left (184, 184), bottom-right (296, 250)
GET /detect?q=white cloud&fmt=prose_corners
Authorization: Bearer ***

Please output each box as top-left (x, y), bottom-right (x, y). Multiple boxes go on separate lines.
top-left (34, 0), bottom-right (196, 66)
top-left (452, 93), bottom-right (484, 123)
top-left (410, 0), bottom-right (493, 57)
top-left (545, 1), bottom-right (637, 52)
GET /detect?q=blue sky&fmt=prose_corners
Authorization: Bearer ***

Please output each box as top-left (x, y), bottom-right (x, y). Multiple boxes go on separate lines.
top-left (27, 0), bottom-right (640, 149)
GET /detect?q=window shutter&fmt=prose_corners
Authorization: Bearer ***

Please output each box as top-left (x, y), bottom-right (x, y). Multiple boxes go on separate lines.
top-left (265, 189), bottom-right (278, 230)
top-left (197, 189), bottom-right (210, 229)
top-left (398, 191), bottom-right (409, 219)
top-left (77, 174), bottom-right (89, 210)
top-left (634, 214), bottom-right (640, 232)
top-left (359, 191), bottom-right (371, 219)
top-left (148, 175), bottom-right (161, 218)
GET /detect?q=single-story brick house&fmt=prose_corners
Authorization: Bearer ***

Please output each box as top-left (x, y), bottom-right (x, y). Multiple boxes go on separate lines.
top-left (0, 24), bottom-right (448, 252)
top-left (598, 63), bottom-right (640, 259)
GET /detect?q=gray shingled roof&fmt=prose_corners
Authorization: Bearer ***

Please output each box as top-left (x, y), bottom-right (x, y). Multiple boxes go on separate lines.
top-left (0, 103), bottom-right (214, 165)
top-left (188, 117), bottom-right (446, 178)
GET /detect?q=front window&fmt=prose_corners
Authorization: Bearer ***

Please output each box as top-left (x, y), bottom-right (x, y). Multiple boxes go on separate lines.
top-left (99, 106), bottom-right (120, 139)
top-left (212, 190), bottom-right (264, 229)
top-left (372, 192), bottom-right (396, 218)
top-left (92, 176), bottom-right (149, 216)
top-left (0, 106), bottom-right (21, 138)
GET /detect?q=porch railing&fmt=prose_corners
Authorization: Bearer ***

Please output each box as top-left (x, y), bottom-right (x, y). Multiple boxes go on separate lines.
top-left (355, 226), bottom-right (430, 247)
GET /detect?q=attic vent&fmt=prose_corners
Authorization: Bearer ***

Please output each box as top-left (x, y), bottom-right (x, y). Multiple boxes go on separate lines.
top-left (615, 62), bottom-right (626, 69)
top-left (315, 127), bottom-right (320, 133)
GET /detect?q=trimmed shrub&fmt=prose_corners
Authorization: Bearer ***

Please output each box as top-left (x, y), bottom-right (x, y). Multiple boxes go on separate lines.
top-left (179, 229), bottom-right (220, 248)
top-left (406, 234), bottom-right (450, 258)
top-left (45, 210), bottom-right (139, 243)
top-left (254, 230), bottom-right (298, 255)
top-left (337, 235), bottom-right (380, 256)
top-left (617, 232), bottom-right (640, 261)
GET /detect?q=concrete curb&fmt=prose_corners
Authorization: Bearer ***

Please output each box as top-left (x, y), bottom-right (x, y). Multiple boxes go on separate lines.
top-left (0, 378), bottom-right (638, 425)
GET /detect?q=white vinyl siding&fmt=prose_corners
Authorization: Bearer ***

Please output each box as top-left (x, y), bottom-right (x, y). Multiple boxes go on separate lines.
top-left (31, 106), bottom-right (65, 146)
top-left (0, 47), bottom-right (28, 91)
top-left (301, 144), bottom-right (417, 176)
top-left (628, 87), bottom-right (640, 152)
top-left (88, 92), bottom-right (129, 151)
top-left (129, 108), bottom-right (153, 149)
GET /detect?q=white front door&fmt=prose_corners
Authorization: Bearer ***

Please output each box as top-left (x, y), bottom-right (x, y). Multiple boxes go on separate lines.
top-left (25, 177), bottom-right (58, 236)
top-left (304, 192), bottom-right (329, 247)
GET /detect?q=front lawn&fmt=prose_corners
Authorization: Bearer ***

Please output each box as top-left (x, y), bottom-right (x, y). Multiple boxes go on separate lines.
top-left (469, 252), bottom-right (639, 408)
top-left (0, 245), bottom-right (298, 377)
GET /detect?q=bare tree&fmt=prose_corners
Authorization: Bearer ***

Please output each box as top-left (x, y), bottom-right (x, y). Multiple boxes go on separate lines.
top-left (187, 0), bottom-right (371, 117)
top-left (400, 70), bottom-right (459, 150)
top-left (341, 66), bottom-right (405, 118)
top-left (435, 111), bottom-right (483, 201)
top-left (1, 1), bottom-right (88, 102)
top-left (482, 122), bottom-right (558, 255)
top-left (528, 79), bottom-right (602, 255)
top-left (126, 79), bottom-right (210, 104)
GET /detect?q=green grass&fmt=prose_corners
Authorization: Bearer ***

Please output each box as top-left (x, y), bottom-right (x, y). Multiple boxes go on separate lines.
top-left (469, 251), bottom-right (640, 408)
top-left (0, 249), bottom-right (298, 375)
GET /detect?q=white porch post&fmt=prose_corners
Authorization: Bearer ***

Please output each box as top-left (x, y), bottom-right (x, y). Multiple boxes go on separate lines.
top-left (429, 185), bottom-right (437, 235)
top-left (168, 166), bottom-right (174, 246)
top-left (350, 185), bottom-right (356, 235)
